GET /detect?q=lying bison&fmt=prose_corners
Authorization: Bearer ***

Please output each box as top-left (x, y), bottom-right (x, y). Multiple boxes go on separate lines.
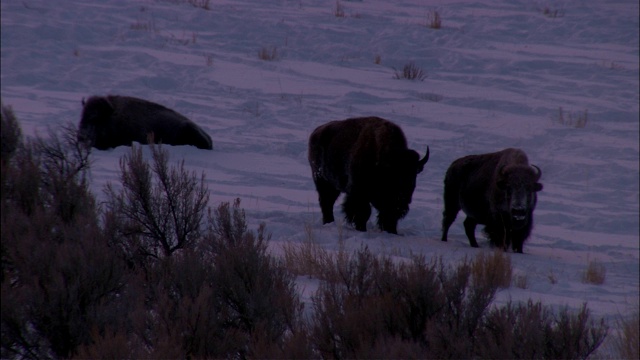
top-left (308, 117), bottom-right (429, 234)
top-left (441, 148), bottom-right (543, 253)
top-left (78, 95), bottom-right (212, 150)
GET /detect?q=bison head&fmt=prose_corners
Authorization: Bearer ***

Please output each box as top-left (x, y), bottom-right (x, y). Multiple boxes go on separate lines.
top-left (78, 97), bottom-right (115, 149)
top-left (497, 164), bottom-right (543, 229)
top-left (374, 147), bottom-right (429, 232)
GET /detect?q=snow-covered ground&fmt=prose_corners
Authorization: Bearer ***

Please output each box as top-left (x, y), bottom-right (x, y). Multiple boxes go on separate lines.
top-left (2, 0), bottom-right (638, 349)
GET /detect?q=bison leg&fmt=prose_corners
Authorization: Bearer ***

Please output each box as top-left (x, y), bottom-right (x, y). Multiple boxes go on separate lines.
top-left (441, 208), bottom-right (460, 242)
top-left (442, 179), bottom-right (460, 241)
top-left (342, 193), bottom-right (371, 232)
top-left (377, 212), bottom-right (399, 235)
top-left (463, 217), bottom-right (480, 248)
top-left (513, 241), bottom-right (523, 254)
top-left (313, 178), bottom-right (341, 224)
top-left (484, 225), bottom-right (508, 251)
top-left (511, 226), bottom-right (531, 253)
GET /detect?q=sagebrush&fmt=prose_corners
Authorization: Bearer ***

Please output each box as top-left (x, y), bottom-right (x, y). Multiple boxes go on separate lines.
top-left (394, 61), bottom-right (427, 81)
top-left (1, 104), bottom-right (608, 358)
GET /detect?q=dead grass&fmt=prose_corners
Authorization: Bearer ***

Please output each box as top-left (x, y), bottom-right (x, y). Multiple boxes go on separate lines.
top-left (541, 6), bottom-right (565, 18)
top-left (190, 0), bottom-right (210, 10)
top-left (258, 46), bottom-right (278, 61)
top-left (130, 18), bottom-right (156, 32)
top-left (417, 92), bottom-right (443, 102)
top-left (582, 257), bottom-right (606, 285)
top-left (553, 107), bottom-right (588, 128)
top-left (393, 61), bottom-right (427, 81)
top-left (611, 310), bottom-right (639, 359)
top-left (427, 10), bottom-right (442, 29)
top-left (599, 60), bottom-right (625, 70)
top-left (281, 224), bottom-right (348, 282)
top-left (204, 53), bottom-right (213, 67)
top-left (334, 1), bottom-right (345, 18)
top-left (513, 273), bottom-right (528, 289)
top-left (471, 250), bottom-right (513, 289)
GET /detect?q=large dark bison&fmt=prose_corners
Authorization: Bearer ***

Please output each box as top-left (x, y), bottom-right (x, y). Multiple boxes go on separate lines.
top-left (441, 148), bottom-right (543, 253)
top-left (78, 95), bottom-right (212, 150)
top-left (308, 116), bottom-right (429, 234)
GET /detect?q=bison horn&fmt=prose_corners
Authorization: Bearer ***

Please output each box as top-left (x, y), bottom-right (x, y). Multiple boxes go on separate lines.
top-left (419, 146), bottom-right (430, 166)
top-left (416, 146), bottom-right (429, 174)
top-left (531, 164), bottom-right (542, 180)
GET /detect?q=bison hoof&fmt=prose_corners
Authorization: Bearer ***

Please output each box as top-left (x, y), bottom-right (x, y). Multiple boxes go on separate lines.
top-left (322, 216), bottom-right (335, 224)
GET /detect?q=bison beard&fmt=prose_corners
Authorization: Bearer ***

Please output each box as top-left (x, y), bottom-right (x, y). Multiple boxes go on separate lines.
top-left (441, 148), bottom-right (542, 253)
top-left (308, 117), bottom-right (429, 234)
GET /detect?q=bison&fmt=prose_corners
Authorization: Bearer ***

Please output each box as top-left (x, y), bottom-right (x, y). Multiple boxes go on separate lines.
top-left (78, 95), bottom-right (212, 150)
top-left (441, 148), bottom-right (543, 253)
top-left (308, 116), bottom-right (429, 234)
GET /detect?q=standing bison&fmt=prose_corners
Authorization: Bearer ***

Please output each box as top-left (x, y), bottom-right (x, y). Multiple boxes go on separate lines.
top-left (308, 117), bottom-right (429, 234)
top-left (78, 95), bottom-right (212, 150)
top-left (441, 148), bottom-right (543, 253)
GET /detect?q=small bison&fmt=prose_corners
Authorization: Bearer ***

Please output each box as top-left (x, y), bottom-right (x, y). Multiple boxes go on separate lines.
top-left (308, 117), bottom-right (429, 234)
top-left (441, 148), bottom-right (543, 253)
top-left (78, 95), bottom-right (212, 150)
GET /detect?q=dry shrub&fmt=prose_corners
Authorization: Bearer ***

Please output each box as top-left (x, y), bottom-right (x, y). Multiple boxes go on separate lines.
top-left (427, 10), bottom-right (442, 29)
top-left (300, 246), bottom-right (607, 359)
top-left (308, 249), bottom-right (498, 358)
top-left (204, 53), bottom-right (214, 66)
top-left (472, 250), bottom-right (513, 289)
top-left (187, 0), bottom-right (210, 10)
top-left (554, 106), bottom-right (588, 128)
top-left (203, 199), bottom-right (305, 358)
top-left (611, 310), bottom-right (639, 359)
top-left (104, 144), bottom-right (209, 261)
top-left (393, 61), bottom-right (427, 81)
top-left (417, 92), bottom-right (443, 102)
top-left (258, 46), bottom-right (278, 61)
top-left (541, 6), bottom-right (565, 18)
top-left (334, 0), bottom-right (345, 18)
top-left (0, 104), bottom-right (610, 358)
top-left (282, 230), bottom-right (331, 278)
top-left (282, 224), bottom-right (350, 282)
top-left (479, 301), bottom-right (607, 359)
top-left (1, 106), bottom-right (305, 358)
top-left (82, 199), bottom-right (306, 359)
top-left (1, 110), bottom-right (127, 358)
top-left (513, 273), bottom-right (528, 289)
top-left (130, 19), bottom-right (156, 32)
top-left (545, 303), bottom-right (608, 359)
top-left (1, 103), bottom-right (21, 163)
top-left (582, 257), bottom-right (606, 285)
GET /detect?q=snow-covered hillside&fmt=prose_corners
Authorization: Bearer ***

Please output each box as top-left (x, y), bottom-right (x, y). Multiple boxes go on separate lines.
top-left (2, 0), bottom-right (638, 348)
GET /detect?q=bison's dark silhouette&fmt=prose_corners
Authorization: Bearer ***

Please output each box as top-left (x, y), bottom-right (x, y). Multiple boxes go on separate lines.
top-left (308, 117), bottom-right (429, 234)
top-left (78, 95), bottom-right (212, 150)
top-left (441, 148), bottom-right (543, 253)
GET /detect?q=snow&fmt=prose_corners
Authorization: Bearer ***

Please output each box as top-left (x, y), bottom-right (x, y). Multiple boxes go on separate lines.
top-left (2, 0), bottom-right (638, 348)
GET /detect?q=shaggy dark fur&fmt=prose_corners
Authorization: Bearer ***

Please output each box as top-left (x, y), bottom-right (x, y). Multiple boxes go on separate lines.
top-left (308, 117), bottom-right (429, 234)
top-left (78, 95), bottom-right (212, 150)
top-left (441, 148), bottom-right (543, 253)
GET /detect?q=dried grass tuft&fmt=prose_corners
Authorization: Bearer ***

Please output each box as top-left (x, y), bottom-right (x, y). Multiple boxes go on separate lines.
top-left (582, 257), bottom-right (606, 285)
